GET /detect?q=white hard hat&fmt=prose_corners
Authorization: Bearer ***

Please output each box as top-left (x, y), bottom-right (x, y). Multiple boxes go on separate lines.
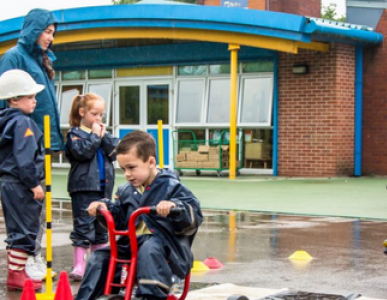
top-left (0, 69), bottom-right (45, 100)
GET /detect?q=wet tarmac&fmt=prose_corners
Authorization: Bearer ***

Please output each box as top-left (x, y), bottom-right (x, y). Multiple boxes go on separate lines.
top-left (1, 208), bottom-right (387, 300)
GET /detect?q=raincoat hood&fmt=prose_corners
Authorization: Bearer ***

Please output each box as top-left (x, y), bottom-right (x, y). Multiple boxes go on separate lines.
top-left (0, 108), bottom-right (22, 132)
top-left (18, 8), bottom-right (58, 55)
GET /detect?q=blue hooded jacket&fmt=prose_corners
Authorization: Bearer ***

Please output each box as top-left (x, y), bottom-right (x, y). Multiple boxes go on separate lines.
top-left (0, 9), bottom-right (64, 150)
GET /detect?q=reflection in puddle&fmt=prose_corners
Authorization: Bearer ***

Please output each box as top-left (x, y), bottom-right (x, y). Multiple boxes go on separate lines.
top-left (1, 210), bottom-right (387, 299)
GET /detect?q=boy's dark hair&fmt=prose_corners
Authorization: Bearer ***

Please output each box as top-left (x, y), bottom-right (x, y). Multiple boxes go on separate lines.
top-left (116, 130), bottom-right (157, 162)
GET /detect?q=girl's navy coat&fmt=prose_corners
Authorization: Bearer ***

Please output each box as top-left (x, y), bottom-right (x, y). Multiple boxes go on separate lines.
top-left (105, 169), bottom-right (203, 278)
top-left (65, 127), bottom-right (119, 199)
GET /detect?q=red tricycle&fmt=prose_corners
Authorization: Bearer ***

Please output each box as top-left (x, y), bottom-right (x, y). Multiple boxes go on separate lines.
top-left (95, 206), bottom-right (191, 300)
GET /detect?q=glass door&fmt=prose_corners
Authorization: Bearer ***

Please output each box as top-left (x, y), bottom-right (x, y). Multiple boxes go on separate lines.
top-left (115, 80), bottom-right (172, 166)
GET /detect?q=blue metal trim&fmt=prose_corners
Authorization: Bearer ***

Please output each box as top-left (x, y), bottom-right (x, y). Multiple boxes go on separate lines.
top-left (273, 54), bottom-right (279, 176)
top-left (354, 46), bottom-right (363, 176)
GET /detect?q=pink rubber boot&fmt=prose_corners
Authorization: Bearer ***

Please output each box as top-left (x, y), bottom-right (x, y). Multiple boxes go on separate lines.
top-left (69, 247), bottom-right (87, 282)
top-left (90, 244), bottom-right (107, 253)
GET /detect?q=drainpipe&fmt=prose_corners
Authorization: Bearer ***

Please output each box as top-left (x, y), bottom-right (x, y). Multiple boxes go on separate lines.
top-left (273, 54), bottom-right (278, 176)
top-left (354, 46), bottom-right (363, 176)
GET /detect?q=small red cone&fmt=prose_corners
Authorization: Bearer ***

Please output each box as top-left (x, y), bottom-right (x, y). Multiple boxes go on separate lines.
top-left (203, 257), bottom-right (223, 269)
top-left (54, 271), bottom-right (73, 300)
top-left (20, 279), bottom-right (37, 300)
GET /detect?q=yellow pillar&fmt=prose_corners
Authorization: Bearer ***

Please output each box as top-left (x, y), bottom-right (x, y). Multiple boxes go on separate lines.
top-left (157, 120), bottom-right (164, 169)
top-left (228, 44), bottom-right (240, 180)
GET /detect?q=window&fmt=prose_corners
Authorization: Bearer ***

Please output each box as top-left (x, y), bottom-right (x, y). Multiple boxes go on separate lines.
top-left (119, 86), bottom-right (140, 125)
top-left (207, 79), bottom-right (230, 124)
top-left (176, 79), bottom-right (204, 124)
top-left (177, 65), bottom-right (206, 76)
top-left (61, 70), bottom-right (85, 81)
top-left (209, 64), bottom-right (231, 74)
top-left (242, 61), bottom-right (274, 73)
top-left (59, 85), bottom-right (83, 126)
top-left (88, 69), bottom-right (112, 79)
top-left (147, 84), bottom-right (169, 125)
top-left (239, 76), bottom-right (273, 126)
top-left (88, 83), bottom-right (112, 125)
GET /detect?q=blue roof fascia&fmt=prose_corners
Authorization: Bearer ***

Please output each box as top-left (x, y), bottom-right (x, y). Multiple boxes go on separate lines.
top-left (304, 18), bottom-right (383, 45)
top-left (0, 17), bottom-right (23, 41)
top-left (0, 5), bottom-right (311, 43)
top-left (57, 20), bottom-right (309, 43)
top-left (0, 5), bottom-right (383, 47)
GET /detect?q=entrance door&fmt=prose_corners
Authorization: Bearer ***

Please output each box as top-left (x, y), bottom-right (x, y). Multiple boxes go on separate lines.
top-left (115, 80), bottom-right (172, 166)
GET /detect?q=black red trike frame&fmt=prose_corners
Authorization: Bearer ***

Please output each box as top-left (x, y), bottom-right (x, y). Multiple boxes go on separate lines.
top-left (97, 206), bottom-right (191, 300)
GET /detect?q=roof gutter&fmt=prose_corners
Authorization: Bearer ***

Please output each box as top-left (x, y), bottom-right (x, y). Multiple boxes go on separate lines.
top-left (304, 18), bottom-right (383, 45)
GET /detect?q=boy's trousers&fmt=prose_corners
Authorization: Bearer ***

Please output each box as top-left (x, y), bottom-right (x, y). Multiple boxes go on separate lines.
top-left (0, 176), bottom-right (42, 254)
top-left (75, 234), bottom-right (172, 300)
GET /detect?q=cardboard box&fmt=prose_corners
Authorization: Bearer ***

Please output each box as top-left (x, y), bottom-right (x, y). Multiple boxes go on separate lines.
top-left (198, 161), bottom-right (220, 168)
top-left (198, 145), bottom-right (210, 153)
top-left (186, 153), bottom-right (198, 161)
top-left (175, 154), bottom-right (186, 162)
top-left (208, 155), bottom-right (219, 162)
top-left (209, 149), bottom-right (219, 155)
top-left (196, 154), bottom-right (209, 162)
top-left (185, 162), bottom-right (198, 168)
top-left (245, 143), bottom-right (271, 159)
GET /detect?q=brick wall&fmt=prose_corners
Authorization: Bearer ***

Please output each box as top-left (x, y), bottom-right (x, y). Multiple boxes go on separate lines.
top-left (278, 45), bottom-right (355, 176)
top-left (248, 0), bottom-right (266, 10)
top-left (362, 10), bottom-right (387, 175)
top-left (269, 0), bottom-right (321, 17)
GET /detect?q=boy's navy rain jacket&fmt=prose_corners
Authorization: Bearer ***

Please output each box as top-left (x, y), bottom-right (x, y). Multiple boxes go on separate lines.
top-left (0, 108), bottom-right (44, 187)
top-left (65, 127), bottom-right (119, 199)
top-left (0, 9), bottom-right (64, 150)
top-left (103, 169), bottom-right (203, 278)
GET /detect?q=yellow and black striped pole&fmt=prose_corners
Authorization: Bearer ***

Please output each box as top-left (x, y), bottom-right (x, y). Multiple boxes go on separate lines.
top-left (36, 115), bottom-right (55, 300)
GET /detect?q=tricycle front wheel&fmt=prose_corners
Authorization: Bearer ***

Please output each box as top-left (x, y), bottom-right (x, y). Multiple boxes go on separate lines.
top-left (96, 295), bottom-right (124, 300)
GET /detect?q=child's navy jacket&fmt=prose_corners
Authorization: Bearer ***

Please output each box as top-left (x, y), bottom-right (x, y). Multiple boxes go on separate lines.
top-left (102, 169), bottom-right (203, 278)
top-left (65, 127), bottom-right (119, 198)
top-left (0, 108), bottom-right (44, 187)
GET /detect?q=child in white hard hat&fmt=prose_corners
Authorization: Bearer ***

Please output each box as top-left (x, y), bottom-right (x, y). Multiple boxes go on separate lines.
top-left (0, 69), bottom-right (45, 291)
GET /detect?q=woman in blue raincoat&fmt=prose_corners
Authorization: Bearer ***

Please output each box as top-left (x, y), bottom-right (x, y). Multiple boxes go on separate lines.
top-left (0, 8), bottom-right (63, 150)
top-left (0, 8), bottom-right (63, 280)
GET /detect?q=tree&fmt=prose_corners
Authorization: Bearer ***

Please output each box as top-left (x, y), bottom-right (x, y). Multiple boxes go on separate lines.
top-left (321, 3), bottom-right (346, 22)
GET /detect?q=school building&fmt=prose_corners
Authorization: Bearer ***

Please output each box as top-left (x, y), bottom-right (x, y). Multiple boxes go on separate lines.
top-left (0, 0), bottom-right (385, 177)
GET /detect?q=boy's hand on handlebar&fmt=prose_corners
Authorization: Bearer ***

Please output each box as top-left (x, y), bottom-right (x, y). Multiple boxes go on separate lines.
top-left (156, 201), bottom-right (176, 217)
top-left (87, 201), bottom-right (107, 216)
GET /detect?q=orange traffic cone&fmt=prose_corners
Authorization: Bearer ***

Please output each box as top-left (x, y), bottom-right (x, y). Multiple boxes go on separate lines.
top-left (54, 271), bottom-right (73, 300)
top-left (20, 279), bottom-right (37, 300)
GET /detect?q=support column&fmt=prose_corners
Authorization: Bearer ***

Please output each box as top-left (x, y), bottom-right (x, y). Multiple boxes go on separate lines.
top-left (228, 44), bottom-right (240, 180)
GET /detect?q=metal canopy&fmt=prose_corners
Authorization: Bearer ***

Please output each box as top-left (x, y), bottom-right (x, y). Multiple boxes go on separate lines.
top-left (0, 4), bottom-right (383, 55)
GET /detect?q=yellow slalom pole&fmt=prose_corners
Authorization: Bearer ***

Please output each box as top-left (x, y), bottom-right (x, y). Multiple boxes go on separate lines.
top-left (228, 44), bottom-right (240, 180)
top-left (157, 120), bottom-right (164, 169)
top-left (36, 115), bottom-right (55, 300)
